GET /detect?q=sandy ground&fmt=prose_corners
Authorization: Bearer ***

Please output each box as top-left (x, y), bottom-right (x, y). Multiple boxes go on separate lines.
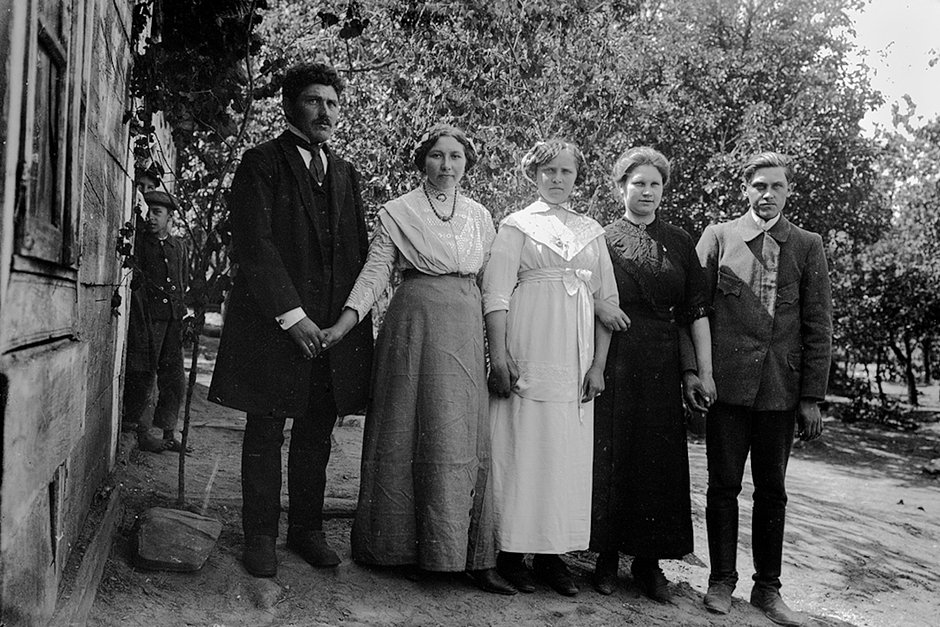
top-left (89, 338), bottom-right (940, 626)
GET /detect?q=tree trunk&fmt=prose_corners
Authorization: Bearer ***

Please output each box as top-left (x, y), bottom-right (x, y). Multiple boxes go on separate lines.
top-left (889, 338), bottom-right (919, 407)
top-left (923, 336), bottom-right (933, 384)
top-left (875, 352), bottom-right (886, 402)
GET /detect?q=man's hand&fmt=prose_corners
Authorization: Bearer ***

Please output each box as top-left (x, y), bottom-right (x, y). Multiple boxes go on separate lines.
top-left (682, 371), bottom-right (717, 413)
top-left (581, 364), bottom-right (605, 403)
top-left (286, 317), bottom-right (326, 360)
top-left (797, 400), bottom-right (823, 441)
top-left (595, 299), bottom-right (631, 332)
top-left (488, 356), bottom-right (520, 398)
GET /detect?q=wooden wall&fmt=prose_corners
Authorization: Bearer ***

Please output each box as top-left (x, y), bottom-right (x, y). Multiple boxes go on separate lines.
top-left (0, 0), bottom-right (141, 624)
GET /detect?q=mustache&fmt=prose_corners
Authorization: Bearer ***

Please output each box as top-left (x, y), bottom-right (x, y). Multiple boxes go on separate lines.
top-left (313, 118), bottom-right (332, 126)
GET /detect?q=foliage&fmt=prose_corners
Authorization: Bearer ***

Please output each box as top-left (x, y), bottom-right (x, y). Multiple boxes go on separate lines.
top-left (253, 0), bottom-right (884, 243)
top-left (829, 117), bottom-right (940, 406)
top-left (127, 0), bottom-right (269, 505)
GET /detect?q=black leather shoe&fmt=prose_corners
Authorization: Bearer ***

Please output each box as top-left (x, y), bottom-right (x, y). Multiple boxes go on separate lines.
top-left (286, 530), bottom-right (340, 567)
top-left (137, 430), bottom-right (166, 453)
top-left (750, 586), bottom-right (804, 626)
top-left (593, 551), bottom-right (619, 595)
top-left (498, 564), bottom-right (535, 594)
top-left (497, 552), bottom-right (536, 593)
top-left (533, 554), bottom-right (579, 596)
top-left (468, 568), bottom-right (518, 595)
top-left (631, 559), bottom-right (672, 603)
top-left (243, 535), bottom-right (277, 577)
top-left (704, 581), bottom-right (734, 614)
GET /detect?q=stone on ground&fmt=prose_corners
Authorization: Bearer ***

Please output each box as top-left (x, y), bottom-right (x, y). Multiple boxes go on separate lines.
top-left (135, 507), bottom-right (222, 572)
top-left (922, 458), bottom-right (940, 475)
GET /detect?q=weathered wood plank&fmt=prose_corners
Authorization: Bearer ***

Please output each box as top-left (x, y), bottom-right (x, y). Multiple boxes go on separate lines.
top-left (50, 486), bottom-right (123, 627)
top-left (1, 339), bottom-right (87, 531)
top-left (0, 266), bottom-right (78, 351)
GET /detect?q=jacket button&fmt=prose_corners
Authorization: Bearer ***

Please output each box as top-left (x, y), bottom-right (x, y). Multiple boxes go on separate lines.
top-left (162, 298), bottom-right (168, 303)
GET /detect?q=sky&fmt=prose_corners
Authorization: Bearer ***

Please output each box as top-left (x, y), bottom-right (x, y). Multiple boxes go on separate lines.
top-left (847, 0), bottom-right (940, 133)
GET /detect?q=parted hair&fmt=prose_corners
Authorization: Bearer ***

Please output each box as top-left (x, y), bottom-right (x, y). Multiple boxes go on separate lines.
top-left (411, 124), bottom-right (479, 172)
top-left (740, 152), bottom-right (793, 184)
top-left (281, 62), bottom-right (346, 102)
top-left (611, 146), bottom-right (671, 187)
top-left (521, 139), bottom-right (586, 185)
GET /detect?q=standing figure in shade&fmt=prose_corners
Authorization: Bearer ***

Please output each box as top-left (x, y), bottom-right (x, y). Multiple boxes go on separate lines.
top-left (590, 147), bottom-right (716, 601)
top-left (209, 62), bottom-right (373, 578)
top-left (697, 152), bottom-right (831, 626)
top-left (122, 190), bottom-right (189, 454)
top-left (324, 124), bottom-right (514, 595)
top-left (484, 139), bottom-right (617, 597)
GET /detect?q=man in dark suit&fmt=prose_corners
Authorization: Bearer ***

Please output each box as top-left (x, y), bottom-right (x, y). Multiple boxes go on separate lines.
top-left (209, 62), bottom-right (373, 578)
top-left (696, 153), bottom-right (832, 626)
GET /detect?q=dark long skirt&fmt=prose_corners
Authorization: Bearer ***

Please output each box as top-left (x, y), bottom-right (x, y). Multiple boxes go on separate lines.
top-left (351, 273), bottom-right (496, 571)
top-left (590, 312), bottom-right (693, 559)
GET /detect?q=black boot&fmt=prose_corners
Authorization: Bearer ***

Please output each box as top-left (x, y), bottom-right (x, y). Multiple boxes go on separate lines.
top-left (533, 554), bottom-right (578, 596)
top-left (631, 557), bottom-right (671, 603)
top-left (704, 505), bottom-right (739, 613)
top-left (497, 551), bottom-right (536, 593)
top-left (593, 551), bottom-right (619, 595)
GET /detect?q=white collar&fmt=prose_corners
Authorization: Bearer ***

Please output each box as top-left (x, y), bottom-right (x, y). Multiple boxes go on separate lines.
top-left (750, 209), bottom-right (781, 231)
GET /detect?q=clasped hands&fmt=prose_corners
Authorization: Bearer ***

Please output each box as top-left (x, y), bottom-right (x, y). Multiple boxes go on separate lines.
top-left (286, 314), bottom-right (353, 360)
top-left (682, 371), bottom-right (717, 413)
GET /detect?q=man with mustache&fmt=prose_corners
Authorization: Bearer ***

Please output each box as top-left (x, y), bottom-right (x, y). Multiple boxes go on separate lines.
top-left (209, 62), bottom-right (373, 578)
top-left (695, 152), bottom-right (832, 626)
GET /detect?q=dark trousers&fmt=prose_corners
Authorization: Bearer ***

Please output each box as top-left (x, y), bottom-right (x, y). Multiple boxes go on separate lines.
top-left (705, 402), bottom-right (796, 590)
top-left (123, 317), bottom-right (185, 432)
top-left (241, 357), bottom-right (338, 538)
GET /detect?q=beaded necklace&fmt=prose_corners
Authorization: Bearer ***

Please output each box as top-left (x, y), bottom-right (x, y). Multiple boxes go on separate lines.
top-left (423, 182), bottom-right (457, 222)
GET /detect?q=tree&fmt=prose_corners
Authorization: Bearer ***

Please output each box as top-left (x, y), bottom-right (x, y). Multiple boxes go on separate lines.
top-left (829, 118), bottom-right (940, 407)
top-left (252, 0), bottom-right (884, 244)
top-left (128, 0), bottom-right (270, 506)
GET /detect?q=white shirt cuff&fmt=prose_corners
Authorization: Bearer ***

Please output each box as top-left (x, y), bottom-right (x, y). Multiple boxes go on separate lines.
top-left (276, 307), bottom-right (306, 330)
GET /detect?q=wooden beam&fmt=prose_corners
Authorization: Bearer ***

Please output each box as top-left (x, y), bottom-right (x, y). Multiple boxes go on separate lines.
top-left (50, 484), bottom-right (122, 627)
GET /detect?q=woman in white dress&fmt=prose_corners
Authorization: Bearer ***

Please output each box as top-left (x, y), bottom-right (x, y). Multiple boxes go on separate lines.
top-left (483, 139), bottom-right (618, 596)
top-left (323, 125), bottom-right (515, 595)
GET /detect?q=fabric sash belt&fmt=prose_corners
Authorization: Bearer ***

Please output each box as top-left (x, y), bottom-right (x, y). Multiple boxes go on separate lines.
top-left (518, 267), bottom-right (594, 414)
top-left (401, 269), bottom-right (477, 281)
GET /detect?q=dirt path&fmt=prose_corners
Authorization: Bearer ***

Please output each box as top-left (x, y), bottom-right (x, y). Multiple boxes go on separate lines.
top-left (89, 350), bottom-right (940, 626)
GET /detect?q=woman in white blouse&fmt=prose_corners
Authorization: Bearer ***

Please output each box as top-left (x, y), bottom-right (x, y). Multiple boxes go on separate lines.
top-left (322, 125), bottom-right (514, 594)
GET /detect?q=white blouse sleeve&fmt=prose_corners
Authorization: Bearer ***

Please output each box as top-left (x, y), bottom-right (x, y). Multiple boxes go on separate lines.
top-left (593, 238), bottom-right (619, 306)
top-left (344, 222), bottom-right (398, 322)
top-left (481, 224), bottom-right (525, 315)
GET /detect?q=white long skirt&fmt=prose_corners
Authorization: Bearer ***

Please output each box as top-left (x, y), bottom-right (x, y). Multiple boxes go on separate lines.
top-left (489, 394), bottom-right (594, 553)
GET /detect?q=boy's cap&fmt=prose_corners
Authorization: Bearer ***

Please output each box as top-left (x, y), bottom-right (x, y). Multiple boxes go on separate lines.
top-left (143, 191), bottom-right (179, 213)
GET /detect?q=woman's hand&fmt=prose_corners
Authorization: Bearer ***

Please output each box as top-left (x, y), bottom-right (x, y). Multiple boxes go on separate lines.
top-left (594, 299), bottom-right (631, 332)
top-left (320, 308), bottom-right (359, 351)
top-left (488, 356), bottom-right (519, 398)
top-left (581, 364), bottom-right (605, 403)
top-left (682, 371), bottom-right (716, 412)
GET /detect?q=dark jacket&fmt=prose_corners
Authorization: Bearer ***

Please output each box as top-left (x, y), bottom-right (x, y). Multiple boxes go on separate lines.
top-left (125, 227), bottom-right (188, 372)
top-left (696, 213), bottom-right (832, 410)
top-left (208, 132), bottom-right (373, 417)
top-left (138, 233), bottom-right (188, 320)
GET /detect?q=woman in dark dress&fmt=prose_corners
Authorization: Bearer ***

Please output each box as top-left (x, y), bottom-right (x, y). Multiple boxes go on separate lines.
top-left (590, 147), bottom-right (716, 601)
